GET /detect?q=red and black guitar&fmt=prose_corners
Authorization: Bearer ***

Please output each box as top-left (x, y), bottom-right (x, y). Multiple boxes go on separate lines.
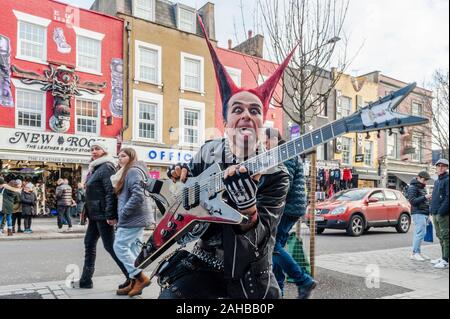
top-left (135, 82), bottom-right (428, 270)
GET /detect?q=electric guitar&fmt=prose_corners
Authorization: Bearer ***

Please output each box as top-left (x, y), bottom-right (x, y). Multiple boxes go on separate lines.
top-left (135, 82), bottom-right (428, 270)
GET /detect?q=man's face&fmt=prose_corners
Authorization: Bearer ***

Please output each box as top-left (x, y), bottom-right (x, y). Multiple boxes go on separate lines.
top-left (436, 164), bottom-right (448, 175)
top-left (418, 177), bottom-right (428, 185)
top-left (224, 91), bottom-right (264, 154)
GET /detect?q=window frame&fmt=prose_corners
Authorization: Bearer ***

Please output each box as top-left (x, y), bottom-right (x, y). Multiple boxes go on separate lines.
top-left (73, 26), bottom-right (105, 76)
top-left (14, 10), bottom-right (51, 65)
top-left (411, 133), bottom-right (424, 162)
top-left (180, 52), bottom-right (205, 94)
top-left (135, 40), bottom-right (162, 86)
top-left (133, 0), bottom-right (155, 21)
top-left (341, 136), bottom-right (352, 165)
top-left (339, 96), bottom-right (352, 119)
top-left (74, 92), bottom-right (104, 137)
top-left (364, 140), bottom-right (373, 166)
top-left (411, 101), bottom-right (423, 116)
top-left (12, 79), bottom-right (46, 131)
top-left (225, 66), bottom-right (242, 87)
top-left (177, 5), bottom-right (197, 33)
top-left (132, 90), bottom-right (164, 144)
top-left (386, 131), bottom-right (399, 159)
top-left (179, 99), bottom-right (205, 147)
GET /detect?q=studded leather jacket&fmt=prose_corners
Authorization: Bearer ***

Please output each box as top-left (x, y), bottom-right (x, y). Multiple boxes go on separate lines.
top-left (181, 138), bottom-right (290, 299)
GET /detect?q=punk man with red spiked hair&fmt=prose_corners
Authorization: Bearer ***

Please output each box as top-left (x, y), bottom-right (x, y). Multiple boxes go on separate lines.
top-left (155, 16), bottom-right (296, 299)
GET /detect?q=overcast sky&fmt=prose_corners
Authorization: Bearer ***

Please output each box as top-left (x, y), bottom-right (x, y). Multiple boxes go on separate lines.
top-left (62, 0), bottom-right (449, 87)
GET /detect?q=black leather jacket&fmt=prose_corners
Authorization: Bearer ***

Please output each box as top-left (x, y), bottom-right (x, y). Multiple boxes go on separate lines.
top-left (85, 160), bottom-right (117, 221)
top-left (183, 139), bottom-right (290, 299)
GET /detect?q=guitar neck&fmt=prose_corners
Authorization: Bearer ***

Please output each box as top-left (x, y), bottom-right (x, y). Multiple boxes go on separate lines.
top-left (210, 118), bottom-right (349, 193)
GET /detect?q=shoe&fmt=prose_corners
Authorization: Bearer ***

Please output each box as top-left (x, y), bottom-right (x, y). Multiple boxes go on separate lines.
top-left (117, 279), bottom-right (135, 296)
top-left (297, 281), bottom-right (317, 299)
top-left (118, 278), bottom-right (131, 290)
top-left (78, 266), bottom-right (95, 289)
top-left (431, 258), bottom-right (444, 265)
top-left (17, 229), bottom-right (24, 233)
top-left (7, 229), bottom-right (13, 236)
top-left (434, 260), bottom-right (449, 269)
top-left (420, 254), bottom-right (431, 260)
top-left (53, 27), bottom-right (71, 54)
top-left (128, 272), bottom-right (150, 297)
top-left (410, 253), bottom-right (426, 261)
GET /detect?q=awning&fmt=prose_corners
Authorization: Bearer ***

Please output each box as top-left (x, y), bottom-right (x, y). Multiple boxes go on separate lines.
top-left (390, 172), bottom-right (434, 185)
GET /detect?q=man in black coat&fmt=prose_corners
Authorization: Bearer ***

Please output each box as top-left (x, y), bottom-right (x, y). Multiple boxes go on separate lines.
top-left (430, 159), bottom-right (449, 269)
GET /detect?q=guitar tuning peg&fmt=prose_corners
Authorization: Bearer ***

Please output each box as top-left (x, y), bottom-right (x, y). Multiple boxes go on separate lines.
top-left (388, 128), bottom-right (393, 136)
top-left (399, 127), bottom-right (405, 135)
top-left (377, 130), bottom-right (381, 139)
top-left (365, 132), bottom-right (371, 139)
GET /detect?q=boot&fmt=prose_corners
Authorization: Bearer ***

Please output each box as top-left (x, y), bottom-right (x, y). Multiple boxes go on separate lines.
top-left (78, 266), bottom-right (95, 289)
top-left (118, 278), bottom-right (131, 289)
top-left (7, 229), bottom-right (13, 236)
top-left (116, 279), bottom-right (135, 296)
top-left (128, 272), bottom-right (150, 297)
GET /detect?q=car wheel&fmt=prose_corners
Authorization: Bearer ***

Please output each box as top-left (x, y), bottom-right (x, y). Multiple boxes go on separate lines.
top-left (316, 227), bottom-right (325, 234)
top-left (395, 213), bottom-right (410, 233)
top-left (346, 215), bottom-right (365, 236)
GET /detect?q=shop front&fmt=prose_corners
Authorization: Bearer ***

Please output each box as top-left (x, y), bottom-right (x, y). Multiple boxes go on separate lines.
top-left (0, 128), bottom-right (117, 215)
top-left (354, 167), bottom-right (381, 188)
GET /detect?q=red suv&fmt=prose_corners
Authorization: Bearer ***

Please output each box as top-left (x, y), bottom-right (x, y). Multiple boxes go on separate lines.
top-left (306, 188), bottom-right (411, 236)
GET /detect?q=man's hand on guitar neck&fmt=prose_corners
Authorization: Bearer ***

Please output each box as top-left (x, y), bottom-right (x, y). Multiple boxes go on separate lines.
top-left (167, 163), bottom-right (191, 183)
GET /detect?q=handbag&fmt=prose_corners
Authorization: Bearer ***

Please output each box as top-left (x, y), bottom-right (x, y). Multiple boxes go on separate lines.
top-left (424, 220), bottom-right (434, 243)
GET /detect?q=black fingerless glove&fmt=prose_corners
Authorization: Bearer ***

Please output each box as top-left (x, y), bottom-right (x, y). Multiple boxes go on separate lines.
top-left (223, 170), bottom-right (258, 211)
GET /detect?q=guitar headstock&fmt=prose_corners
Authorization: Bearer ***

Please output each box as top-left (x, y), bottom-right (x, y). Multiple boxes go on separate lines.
top-left (345, 83), bottom-right (429, 134)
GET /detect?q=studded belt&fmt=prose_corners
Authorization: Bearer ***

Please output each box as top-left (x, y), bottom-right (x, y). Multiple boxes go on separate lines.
top-left (191, 245), bottom-right (225, 271)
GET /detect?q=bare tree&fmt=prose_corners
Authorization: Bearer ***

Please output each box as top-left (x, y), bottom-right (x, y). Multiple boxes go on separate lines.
top-left (254, 0), bottom-right (353, 133)
top-left (430, 69), bottom-right (449, 159)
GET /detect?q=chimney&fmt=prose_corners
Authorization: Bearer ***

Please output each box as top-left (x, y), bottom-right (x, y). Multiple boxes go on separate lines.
top-left (248, 30), bottom-right (253, 39)
top-left (228, 39), bottom-right (232, 50)
top-left (198, 2), bottom-right (216, 40)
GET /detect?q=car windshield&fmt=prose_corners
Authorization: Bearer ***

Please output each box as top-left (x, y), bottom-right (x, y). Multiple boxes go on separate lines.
top-left (332, 189), bottom-right (369, 201)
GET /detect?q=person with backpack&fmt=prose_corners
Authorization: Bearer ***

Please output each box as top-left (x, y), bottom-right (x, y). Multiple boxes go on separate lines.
top-left (21, 183), bottom-right (37, 233)
top-left (111, 148), bottom-right (154, 297)
top-left (76, 182), bottom-right (86, 219)
top-left (55, 178), bottom-right (73, 231)
top-left (76, 140), bottom-right (129, 291)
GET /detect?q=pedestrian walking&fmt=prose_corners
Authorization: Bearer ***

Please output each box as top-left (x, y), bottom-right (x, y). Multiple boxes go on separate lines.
top-left (21, 183), bottom-right (37, 233)
top-left (430, 159), bottom-right (449, 269)
top-left (0, 178), bottom-right (20, 236)
top-left (75, 182), bottom-right (86, 219)
top-left (112, 148), bottom-right (155, 297)
top-left (265, 128), bottom-right (316, 299)
top-left (12, 179), bottom-right (23, 233)
top-left (408, 171), bottom-right (432, 261)
top-left (55, 178), bottom-right (73, 231)
top-left (76, 140), bottom-right (129, 290)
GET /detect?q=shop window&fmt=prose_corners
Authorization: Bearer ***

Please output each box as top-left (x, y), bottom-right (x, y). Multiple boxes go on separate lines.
top-left (75, 99), bottom-right (100, 135)
top-left (134, 0), bottom-right (155, 21)
top-left (181, 53), bottom-right (204, 93)
top-left (16, 88), bottom-right (45, 130)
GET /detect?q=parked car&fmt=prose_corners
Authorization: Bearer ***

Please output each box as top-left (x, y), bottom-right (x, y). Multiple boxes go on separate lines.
top-left (306, 188), bottom-right (411, 236)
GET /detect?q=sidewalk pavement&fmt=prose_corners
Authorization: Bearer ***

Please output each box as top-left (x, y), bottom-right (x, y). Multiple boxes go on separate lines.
top-left (0, 217), bottom-right (153, 241)
top-left (0, 244), bottom-right (447, 299)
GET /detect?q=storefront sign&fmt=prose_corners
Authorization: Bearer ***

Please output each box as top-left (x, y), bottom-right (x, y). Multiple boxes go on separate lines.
top-left (0, 128), bottom-right (117, 159)
top-left (148, 171), bottom-right (160, 179)
top-left (123, 144), bottom-right (196, 166)
top-left (290, 125), bottom-right (301, 139)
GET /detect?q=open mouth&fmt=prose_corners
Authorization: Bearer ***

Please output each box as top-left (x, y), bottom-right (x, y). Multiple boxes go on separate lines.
top-left (237, 127), bottom-right (255, 137)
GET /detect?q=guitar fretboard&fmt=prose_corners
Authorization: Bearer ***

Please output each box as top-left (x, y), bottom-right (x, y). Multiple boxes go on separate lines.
top-left (208, 118), bottom-right (348, 193)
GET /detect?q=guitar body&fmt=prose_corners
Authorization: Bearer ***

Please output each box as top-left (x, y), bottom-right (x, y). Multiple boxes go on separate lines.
top-left (135, 163), bottom-right (245, 270)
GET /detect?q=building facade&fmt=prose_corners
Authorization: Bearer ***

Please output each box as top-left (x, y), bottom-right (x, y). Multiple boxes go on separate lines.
top-left (91, 0), bottom-right (217, 177)
top-left (0, 0), bottom-right (123, 213)
top-left (367, 72), bottom-right (433, 191)
top-left (333, 72), bottom-right (380, 188)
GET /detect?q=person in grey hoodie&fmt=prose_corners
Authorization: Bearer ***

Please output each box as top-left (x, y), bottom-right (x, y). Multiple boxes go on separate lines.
top-left (112, 148), bottom-right (154, 297)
